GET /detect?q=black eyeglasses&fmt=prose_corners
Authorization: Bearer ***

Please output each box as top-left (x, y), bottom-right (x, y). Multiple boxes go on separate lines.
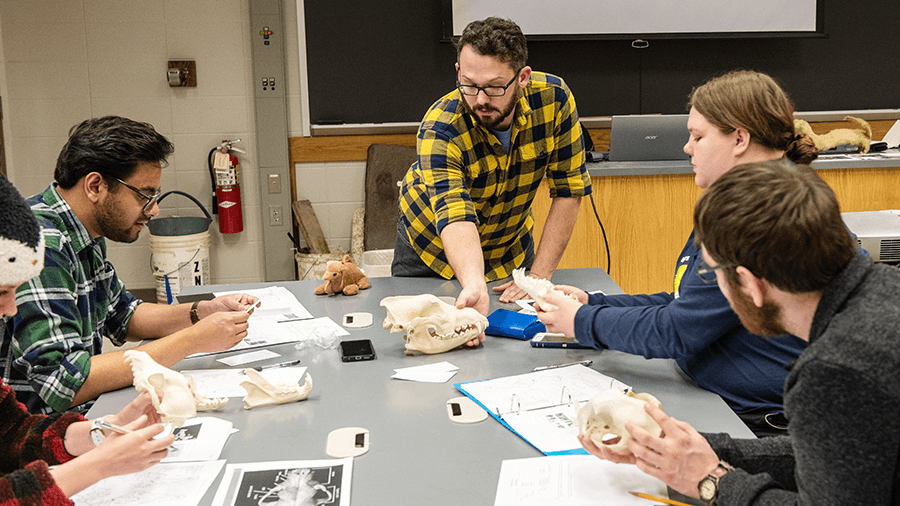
top-left (695, 260), bottom-right (733, 284)
top-left (456, 69), bottom-right (521, 97)
top-left (112, 177), bottom-right (161, 212)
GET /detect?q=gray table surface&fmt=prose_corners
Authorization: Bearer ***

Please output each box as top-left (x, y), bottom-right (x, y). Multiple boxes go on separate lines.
top-left (89, 268), bottom-right (754, 505)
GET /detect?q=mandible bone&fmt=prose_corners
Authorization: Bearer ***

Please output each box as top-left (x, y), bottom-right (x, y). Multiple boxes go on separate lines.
top-left (240, 369), bottom-right (313, 409)
top-left (381, 294), bottom-right (488, 354)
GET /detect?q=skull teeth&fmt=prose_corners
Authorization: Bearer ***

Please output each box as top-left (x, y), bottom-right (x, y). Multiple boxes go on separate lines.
top-left (423, 323), bottom-right (480, 340)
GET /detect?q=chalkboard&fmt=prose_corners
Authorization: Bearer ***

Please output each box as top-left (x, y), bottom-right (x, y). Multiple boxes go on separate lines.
top-left (303, 0), bottom-right (900, 126)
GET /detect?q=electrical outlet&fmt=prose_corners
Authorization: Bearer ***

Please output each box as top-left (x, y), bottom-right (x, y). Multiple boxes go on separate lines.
top-left (269, 204), bottom-right (283, 226)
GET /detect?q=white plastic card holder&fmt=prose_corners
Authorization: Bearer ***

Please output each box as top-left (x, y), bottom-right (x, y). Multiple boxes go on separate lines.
top-left (326, 427), bottom-right (370, 458)
top-left (342, 312), bottom-right (373, 328)
top-left (446, 396), bottom-right (488, 424)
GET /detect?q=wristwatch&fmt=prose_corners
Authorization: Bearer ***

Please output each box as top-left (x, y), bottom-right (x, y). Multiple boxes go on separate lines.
top-left (698, 461), bottom-right (733, 505)
top-left (90, 417), bottom-right (109, 446)
top-left (190, 300), bottom-right (201, 325)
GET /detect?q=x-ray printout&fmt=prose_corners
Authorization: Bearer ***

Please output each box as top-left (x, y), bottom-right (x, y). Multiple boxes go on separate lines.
top-left (213, 458), bottom-right (352, 506)
top-left (162, 416), bottom-right (233, 463)
top-left (71, 460), bottom-right (225, 506)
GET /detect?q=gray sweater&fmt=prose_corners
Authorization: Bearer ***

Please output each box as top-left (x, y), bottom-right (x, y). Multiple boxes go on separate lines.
top-left (705, 252), bottom-right (900, 505)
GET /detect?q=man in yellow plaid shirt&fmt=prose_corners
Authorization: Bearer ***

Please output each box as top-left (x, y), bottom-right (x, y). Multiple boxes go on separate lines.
top-left (393, 17), bottom-right (592, 344)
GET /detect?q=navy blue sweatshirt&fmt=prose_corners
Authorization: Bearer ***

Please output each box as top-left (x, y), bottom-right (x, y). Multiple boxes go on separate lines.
top-left (573, 231), bottom-right (806, 415)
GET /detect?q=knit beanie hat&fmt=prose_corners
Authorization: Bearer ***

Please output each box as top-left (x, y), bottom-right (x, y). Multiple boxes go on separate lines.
top-left (0, 176), bottom-right (44, 285)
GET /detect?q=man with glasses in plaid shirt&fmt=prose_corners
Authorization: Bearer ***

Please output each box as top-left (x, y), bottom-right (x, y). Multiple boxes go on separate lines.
top-left (393, 17), bottom-right (591, 341)
top-left (2, 116), bottom-right (258, 414)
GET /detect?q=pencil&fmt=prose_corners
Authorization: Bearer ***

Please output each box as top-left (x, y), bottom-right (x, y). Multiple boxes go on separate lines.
top-left (629, 491), bottom-right (695, 506)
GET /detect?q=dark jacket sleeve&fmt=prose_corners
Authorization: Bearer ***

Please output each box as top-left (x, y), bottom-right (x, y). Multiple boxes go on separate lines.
top-left (574, 275), bottom-right (742, 360)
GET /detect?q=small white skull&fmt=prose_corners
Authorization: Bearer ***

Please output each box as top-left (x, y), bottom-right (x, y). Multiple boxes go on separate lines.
top-left (381, 294), bottom-right (489, 354)
top-left (124, 350), bottom-right (196, 427)
top-left (575, 389), bottom-right (663, 452)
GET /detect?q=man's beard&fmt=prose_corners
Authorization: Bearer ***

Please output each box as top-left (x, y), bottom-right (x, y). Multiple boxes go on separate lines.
top-left (728, 284), bottom-right (788, 337)
top-left (463, 90), bottom-right (518, 130)
top-left (95, 196), bottom-right (143, 243)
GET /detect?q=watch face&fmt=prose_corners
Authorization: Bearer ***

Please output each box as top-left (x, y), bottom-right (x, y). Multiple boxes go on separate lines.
top-left (699, 476), bottom-right (717, 501)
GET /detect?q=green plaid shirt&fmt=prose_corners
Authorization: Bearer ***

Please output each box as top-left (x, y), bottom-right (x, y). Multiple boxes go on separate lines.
top-left (1, 184), bottom-right (139, 414)
top-left (399, 72), bottom-right (591, 281)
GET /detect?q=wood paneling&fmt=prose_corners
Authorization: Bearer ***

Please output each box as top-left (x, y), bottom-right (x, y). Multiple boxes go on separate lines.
top-left (533, 166), bottom-right (900, 295)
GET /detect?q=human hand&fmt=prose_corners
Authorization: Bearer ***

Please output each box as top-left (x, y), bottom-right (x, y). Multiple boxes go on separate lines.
top-left (456, 284), bottom-right (489, 347)
top-left (202, 293), bottom-right (260, 317)
top-left (552, 284), bottom-right (589, 304)
top-left (105, 391), bottom-right (162, 428)
top-left (534, 289), bottom-right (582, 337)
top-left (92, 415), bottom-right (175, 478)
top-left (190, 310), bottom-right (251, 354)
top-left (622, 403), bottom-right (721, 498)
top-left (492, 279), bottom-right (528, 303)
top-left (578, 433), bottom-right (638, 465)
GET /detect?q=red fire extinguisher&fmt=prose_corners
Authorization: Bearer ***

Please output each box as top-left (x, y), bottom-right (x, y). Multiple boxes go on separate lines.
top-left (208, 139), bottom-right (245, 234)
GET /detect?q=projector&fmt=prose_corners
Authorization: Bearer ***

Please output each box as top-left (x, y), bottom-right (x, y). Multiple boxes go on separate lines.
top-left (841, 210), bottom-right (900, 263)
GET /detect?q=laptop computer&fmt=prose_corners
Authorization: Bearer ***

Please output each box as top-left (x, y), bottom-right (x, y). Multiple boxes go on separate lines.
top-left (608, 114), bottom-right (690, 161)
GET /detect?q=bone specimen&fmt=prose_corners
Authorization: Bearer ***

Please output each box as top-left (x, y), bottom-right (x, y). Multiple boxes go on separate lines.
top-left (124, 350), bottom-right (196, 427)
top-left (512, 267), bottom-right (571, 311)
top-left (240, 368), bottom-right (313, 409)
top-left (381, 294), bottom-right (489, 354)
top-left (188, 375), bottom-right (229, 412)
top-left (575, 389), bottom-right (663, 452)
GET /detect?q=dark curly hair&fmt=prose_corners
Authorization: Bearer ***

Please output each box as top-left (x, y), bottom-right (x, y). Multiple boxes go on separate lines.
top-left (54, 116), bottom-right (174, 189)
top-left (455, 17), bottom-right (527, 71)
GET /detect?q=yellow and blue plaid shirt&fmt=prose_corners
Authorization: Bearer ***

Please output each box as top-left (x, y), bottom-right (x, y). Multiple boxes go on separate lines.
top-left (399, 72), bottom-right (591, 281)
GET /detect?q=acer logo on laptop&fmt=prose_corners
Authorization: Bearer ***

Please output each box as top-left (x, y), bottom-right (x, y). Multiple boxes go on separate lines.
top-left (645, 135), bottom-right (658, 140)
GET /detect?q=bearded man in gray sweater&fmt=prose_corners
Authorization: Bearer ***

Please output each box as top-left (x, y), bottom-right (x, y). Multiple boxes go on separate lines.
top-left (578, 158), bottom-right (900, 505)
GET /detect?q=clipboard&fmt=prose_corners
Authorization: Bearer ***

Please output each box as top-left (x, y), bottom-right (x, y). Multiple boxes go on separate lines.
top-left (454, 366), bottom-right (630, 455)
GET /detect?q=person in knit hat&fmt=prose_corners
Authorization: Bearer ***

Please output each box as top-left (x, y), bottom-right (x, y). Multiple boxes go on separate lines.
top-left (1, 175), bottom-right (175, 505)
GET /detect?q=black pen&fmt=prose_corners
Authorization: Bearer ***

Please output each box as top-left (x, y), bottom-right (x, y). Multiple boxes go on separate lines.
top-left (241, 359), bottom-right (302, 373)
top-left (533, 359), bottom-right (592, 372)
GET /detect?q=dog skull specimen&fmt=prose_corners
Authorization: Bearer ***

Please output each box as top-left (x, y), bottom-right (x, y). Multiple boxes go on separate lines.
top-left (240, 369), bottom-right (313, 409)
top-left (575, 389), bottom-right (663, 452)
top-left (124, 350), bottom-right (196, 427)
top-left (381, 294), bottom-right (489, 354)
top-left (512, 268), bottom-right (571, 311)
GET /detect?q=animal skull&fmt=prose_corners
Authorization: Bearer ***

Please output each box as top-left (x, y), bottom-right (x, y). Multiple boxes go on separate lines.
top-left (124, 350), bottom-right (196, 427)
top-left (512, 268), bottom-right (573, 311)
top-left (381, 294), bottom-right (488, 354)
top-left (240, 369), bottom-right (313, 409)
top-left (575, 389), bottom-right (663, 452)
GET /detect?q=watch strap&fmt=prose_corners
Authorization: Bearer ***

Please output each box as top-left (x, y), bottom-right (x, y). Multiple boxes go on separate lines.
top-left (90, 417), bottom-right (108, 446)
top-left (190, 300), bottom-right (201, 325)
top-left (699, 461), bottom-right (733, 505)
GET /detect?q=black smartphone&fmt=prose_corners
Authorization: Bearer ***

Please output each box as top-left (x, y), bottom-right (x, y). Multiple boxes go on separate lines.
top-left (339, 339), bottom-right (376, 362)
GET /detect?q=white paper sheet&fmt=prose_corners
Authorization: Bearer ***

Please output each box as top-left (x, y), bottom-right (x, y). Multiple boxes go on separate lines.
top-left (494, 455), bottom-right (667, 506)
top-left (216, 349), bottom-right (280, 366)
top-left (392, 361), bottom-right (459, 382)
top-left (71, 460), bottom-right (225, 506)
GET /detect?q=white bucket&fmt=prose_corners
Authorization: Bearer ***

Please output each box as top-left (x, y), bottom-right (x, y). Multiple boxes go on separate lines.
top-left (150, 231), bottom-right (211, 304)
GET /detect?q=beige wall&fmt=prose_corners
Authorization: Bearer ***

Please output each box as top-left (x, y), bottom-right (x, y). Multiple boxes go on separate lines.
top-left (0, 0), bottom-right (366, 293)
